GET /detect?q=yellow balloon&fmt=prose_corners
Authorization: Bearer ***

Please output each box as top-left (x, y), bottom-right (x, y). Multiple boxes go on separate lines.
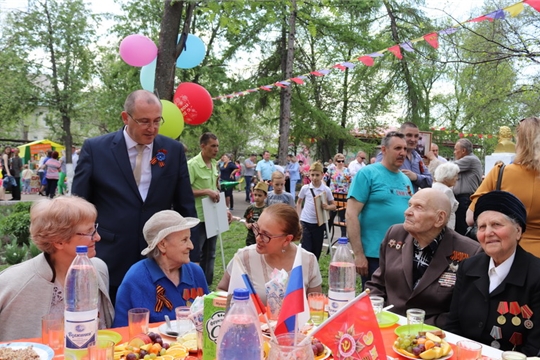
top-left (159, 99), bottom-right (184, 139)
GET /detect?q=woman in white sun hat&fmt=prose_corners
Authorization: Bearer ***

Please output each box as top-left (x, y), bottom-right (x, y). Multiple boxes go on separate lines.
top-left (113, 210), bottom-right (209, 326)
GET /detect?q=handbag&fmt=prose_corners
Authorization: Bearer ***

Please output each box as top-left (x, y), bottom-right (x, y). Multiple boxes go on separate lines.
top-left (465, 164), bottom-right (505, 241)
top-left (2, 175), bottom-right (17, 190)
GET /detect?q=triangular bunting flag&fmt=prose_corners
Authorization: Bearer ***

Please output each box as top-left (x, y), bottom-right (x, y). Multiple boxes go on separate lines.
top-left (504, 2), bottom-right (524, 16)
top-left (368, 52), bottom-right (385, 57)
top-left (342, 62), bottom-right (356, 69)
top-left (469, 15), bottom-right (492, 22)
top-left (260, 85), bottom-right (273, 91)
top-left (388, 45), bottom-right (403, 59)
top-left (486, 9), bottom-right (505, 20)
top-left (358, 56), bottom-right (374, 66)
top-left (439, 27), bottom-right (459, 35)
top-left (524, 0), bottom-right (540, 13)
top-left (291, 77), bottom-right (305, 84)
top-left (275, 81), bottom-right (289, 88)
top-left (333, 64), bottom-right (347, 71)
top-left (401, 41), bottom-right (414, 52)
top-left (423, 32), bottom-right (439, 49)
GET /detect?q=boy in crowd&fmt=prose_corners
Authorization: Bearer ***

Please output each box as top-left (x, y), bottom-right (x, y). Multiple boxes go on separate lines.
top-left (266, 171), bottom-right (295, 207)
top-left (244, 182), bottom-right (268, 246)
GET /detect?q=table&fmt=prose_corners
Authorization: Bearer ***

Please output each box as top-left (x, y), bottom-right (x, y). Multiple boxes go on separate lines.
top-left (11, 316), bottom-right (502, 359)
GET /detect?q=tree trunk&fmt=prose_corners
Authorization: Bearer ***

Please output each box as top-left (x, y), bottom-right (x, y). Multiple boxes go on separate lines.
top-left (278, 0), bottom-right (296, 164)
top-left (155, 1), bottom-right (195, 101)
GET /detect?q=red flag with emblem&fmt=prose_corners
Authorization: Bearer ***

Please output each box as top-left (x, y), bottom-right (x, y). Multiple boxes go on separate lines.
top-left (309, 292), bottom-right (386, 360)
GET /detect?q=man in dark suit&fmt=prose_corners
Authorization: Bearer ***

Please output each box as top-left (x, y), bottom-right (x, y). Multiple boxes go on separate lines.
top-left (366, 188), bottom-right (481, 328)
top-left (72, 90), bottom-right (197, 303)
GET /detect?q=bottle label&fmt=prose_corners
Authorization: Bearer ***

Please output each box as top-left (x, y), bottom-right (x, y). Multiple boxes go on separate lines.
top-left (65, 309), bottom-right (98, 349)
top-left (328, 290), bottom-right (355, 316)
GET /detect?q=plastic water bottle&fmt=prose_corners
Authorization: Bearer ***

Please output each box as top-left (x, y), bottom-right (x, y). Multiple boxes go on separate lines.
top-left (217, 288), bottom-right (263, 360)
top-left (328, 237), bottom-right (356, 316)
top-left (64, 246), bottom-right (99, 360)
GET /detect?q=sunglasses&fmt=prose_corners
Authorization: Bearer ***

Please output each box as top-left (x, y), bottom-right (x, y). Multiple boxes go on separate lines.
top-left (336, 160), bottom-right (345, 163)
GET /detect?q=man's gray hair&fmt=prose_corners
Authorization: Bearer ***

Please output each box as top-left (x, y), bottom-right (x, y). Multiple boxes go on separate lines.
top-left (381, 131), bottom-right (405, 147)
top-left (457, 139), bottom-right (473, 155)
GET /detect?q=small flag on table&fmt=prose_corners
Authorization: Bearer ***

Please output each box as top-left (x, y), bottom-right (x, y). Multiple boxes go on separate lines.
top-left (274, 244), bottom-right (310, 335)
top-left (310, 292), bottom-right (386, 360)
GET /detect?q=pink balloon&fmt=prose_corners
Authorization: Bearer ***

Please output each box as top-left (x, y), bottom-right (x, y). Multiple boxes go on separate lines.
top-left (173, 83), bottom-right (214, 125)
top-left (119, 34), bottom-right (158, 67)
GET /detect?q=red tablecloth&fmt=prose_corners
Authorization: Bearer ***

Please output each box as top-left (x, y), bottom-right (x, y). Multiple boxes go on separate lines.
top-left (13, 322), bottom-right (460, 360)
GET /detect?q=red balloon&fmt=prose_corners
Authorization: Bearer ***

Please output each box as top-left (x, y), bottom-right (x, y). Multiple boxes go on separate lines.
top-left (173, 83), bottom-right (213, 125)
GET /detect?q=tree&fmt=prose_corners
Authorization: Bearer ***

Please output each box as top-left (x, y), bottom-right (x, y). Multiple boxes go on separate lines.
top-left (4, 0), bottom-right (98, 161)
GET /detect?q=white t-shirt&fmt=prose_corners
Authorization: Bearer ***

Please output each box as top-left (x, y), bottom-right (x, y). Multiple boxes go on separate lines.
top-left (298, 182), bottom-right (334, 224)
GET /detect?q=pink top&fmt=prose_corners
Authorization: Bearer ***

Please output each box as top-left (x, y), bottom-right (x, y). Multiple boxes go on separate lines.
top-left (45, 159), bottom-right (61, 179)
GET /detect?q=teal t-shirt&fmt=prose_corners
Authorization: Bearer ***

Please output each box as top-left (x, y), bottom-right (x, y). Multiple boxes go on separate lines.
top-left (347, 163), bottom-right (413, 258)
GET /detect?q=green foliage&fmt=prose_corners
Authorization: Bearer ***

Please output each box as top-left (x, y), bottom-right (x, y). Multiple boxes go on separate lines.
top-left (29, 242), bottom-right (42, 258)
top-left (12, 202), bottom-right (32, 214)
top-left (2, 239), bottom-right (28, 265)
top-left (0, 212), bottom-right (31, 246)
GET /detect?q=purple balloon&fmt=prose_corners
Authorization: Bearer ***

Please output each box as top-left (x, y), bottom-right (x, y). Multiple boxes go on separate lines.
top-left (119, 34), bottom-right (157, 67)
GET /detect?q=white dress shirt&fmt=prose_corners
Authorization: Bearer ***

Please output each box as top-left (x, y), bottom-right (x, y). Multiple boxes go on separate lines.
top-left (488, 250), bottom-right (516, 293)
top-left (124, 127), bottom-right (153, 201)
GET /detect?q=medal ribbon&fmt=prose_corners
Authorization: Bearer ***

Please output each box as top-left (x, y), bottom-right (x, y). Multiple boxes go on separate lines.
top-left (509, 302), bottom-right (521, 316)
top-left (490, 326), bottom-right (502, 340)
top-left (497, 301), bottom-right (509, 315)
top-left (509, 332), bottom-right (523, 349)
top-left (521, 305), bottom-right (533, 319)
top-left (155, 284), bottom-right (173, 313)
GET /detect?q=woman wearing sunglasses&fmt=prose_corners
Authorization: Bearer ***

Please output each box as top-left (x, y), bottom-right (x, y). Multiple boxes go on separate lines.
top-left (218, 203), bottom-right (322, 305)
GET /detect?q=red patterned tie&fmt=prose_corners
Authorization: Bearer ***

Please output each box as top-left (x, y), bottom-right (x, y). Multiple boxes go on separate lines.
top-left (155, 285), bottom-right (173, 313)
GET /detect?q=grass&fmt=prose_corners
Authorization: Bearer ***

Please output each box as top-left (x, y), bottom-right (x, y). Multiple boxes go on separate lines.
top-left (212, 222), bottom-right (363, 295)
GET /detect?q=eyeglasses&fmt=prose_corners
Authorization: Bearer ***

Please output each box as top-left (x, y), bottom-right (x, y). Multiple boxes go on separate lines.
top-left (127, 113), bottom-right (165, 128)
top-left (252, 223), bottom-right (288, 244)
top-left (76, 223), bottom-right (99, 239)
top-left (336, 160), bottom-right (345, 163)
top-left (360, 157), bottom-right (366, 160)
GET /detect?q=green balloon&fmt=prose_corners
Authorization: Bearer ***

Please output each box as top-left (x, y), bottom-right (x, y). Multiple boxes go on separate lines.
top-left (159, 99), bottom-right (184, 139)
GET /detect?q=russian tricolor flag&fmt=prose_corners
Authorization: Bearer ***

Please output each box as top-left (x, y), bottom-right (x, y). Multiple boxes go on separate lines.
top-left (228, 256), bottom-right (266, 316)
top-left (275, 244), bottom-right (310, 335)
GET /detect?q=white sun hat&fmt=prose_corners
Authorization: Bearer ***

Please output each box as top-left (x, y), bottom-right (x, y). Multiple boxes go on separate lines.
top-left (141, 210), bottom-right (200, 256)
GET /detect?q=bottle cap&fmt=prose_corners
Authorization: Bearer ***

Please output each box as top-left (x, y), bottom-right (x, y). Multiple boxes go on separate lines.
top-left (233, 288), bottom-right (250, 300)
top-left (76, 245), bottom-right (88, 253)
top-left (337, 237), bottom-right (348, 244)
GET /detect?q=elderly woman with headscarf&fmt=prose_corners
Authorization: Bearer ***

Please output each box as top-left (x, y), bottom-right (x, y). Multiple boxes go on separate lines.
top-left (113, 210), bottom-right (209, 326)
top-left (0, 196), bottom-right (114, 341)
top-left (446, 191), bottom-right (540, 355)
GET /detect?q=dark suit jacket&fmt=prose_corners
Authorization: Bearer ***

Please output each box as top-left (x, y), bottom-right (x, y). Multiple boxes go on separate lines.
top-left (366, 225), bottom-right (481, 328)
top-left (445, 246), bottom-right (540, 356)
top-left (72, 129), bottom-right (197, 288)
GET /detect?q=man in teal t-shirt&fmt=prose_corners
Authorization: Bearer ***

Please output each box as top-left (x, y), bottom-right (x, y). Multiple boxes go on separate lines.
top-left (346, 131), bottom-right (413, 286)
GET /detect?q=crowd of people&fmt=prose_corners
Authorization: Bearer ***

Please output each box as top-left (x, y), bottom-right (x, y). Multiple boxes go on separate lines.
top-left (0, 90), bottom-right (539, 355)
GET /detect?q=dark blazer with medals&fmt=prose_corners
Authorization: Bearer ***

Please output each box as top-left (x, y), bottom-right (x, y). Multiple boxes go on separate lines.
top-left (445, 246), bottom-right (540, 356)
top-left (72, 128), bottom-right (197, 291)
top-left (366, 224), bottom-right (481, 328)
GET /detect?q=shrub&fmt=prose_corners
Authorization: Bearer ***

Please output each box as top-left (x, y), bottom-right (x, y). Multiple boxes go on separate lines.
top-left (0, 211), bottom-right (31, 245)
top-left (13, 202), bottom-right (32, 213)
top-left (29, 241), bottom-right (42, 258)
top-left (2, 239), bottom-right (28, 265)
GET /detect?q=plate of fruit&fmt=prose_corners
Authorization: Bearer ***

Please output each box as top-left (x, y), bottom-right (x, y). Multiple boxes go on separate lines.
top-left (114, 332), bottom-right (199, 360)
top-left (312, 338), bottom-right (331, 360)
top-left (393, 331), bottom-right (453, 360)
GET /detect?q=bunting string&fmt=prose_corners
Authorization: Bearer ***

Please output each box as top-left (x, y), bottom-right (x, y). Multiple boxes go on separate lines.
top-left (212, 0), bottom-right (540, 101)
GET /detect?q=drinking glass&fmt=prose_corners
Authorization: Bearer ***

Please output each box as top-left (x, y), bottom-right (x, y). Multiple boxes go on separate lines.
top-left (42, 313), bottom-right (64, 358)
top-left (501, 351), bottom-right (527, 360)
top-left (456, 340), bottom-right (482, 360)
top-left (268, 333), bottom-right (314, 360)
top-left (369, 296), bottom-right (384, 322)
top-left (128, 308), bottom-right (150, 339)
top-left (308, 293), bottom-right (326, 325)
top-left (175, 306), bottom-right (193, 339)
top-left (406, 308), bottom-right (425, 334)
top-left (87, 339), bottom-right (115, 360)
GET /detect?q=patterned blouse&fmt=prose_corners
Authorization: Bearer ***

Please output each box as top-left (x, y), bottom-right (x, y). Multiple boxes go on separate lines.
top-left (325, 167), bottom-right (352, 194)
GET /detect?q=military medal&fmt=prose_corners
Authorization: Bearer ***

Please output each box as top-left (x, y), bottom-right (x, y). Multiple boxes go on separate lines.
top-left (509, 332), bottom-right (523, 351)
top-left (521, 305), bottom-right (534, 329)
top-left (489, 326), bottom-right (502, 349)
top-left (497, 301), bottom-right (509, 325)
top-left (509, 302), bottom-right (521, 326)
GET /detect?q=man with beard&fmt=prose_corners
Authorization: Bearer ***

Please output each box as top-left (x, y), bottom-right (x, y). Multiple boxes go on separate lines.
top-left (377, 122), bottom-right (432, 192)
top-left (346, 131), bottom-right (414, 285)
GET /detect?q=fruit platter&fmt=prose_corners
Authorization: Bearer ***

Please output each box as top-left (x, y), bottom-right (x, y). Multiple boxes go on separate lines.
top-left (393, 330), bottom-right (453, 360)
top-left (114, 332), bottom-right (199, 360)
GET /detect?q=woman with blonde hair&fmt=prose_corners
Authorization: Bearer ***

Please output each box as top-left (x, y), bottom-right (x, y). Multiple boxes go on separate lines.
top-left (466, 117), bottom-right (540, 257)
top-left (0, 196), bottom-right (114, 341)
top-left (433, 162), bottom-right (460, 229)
